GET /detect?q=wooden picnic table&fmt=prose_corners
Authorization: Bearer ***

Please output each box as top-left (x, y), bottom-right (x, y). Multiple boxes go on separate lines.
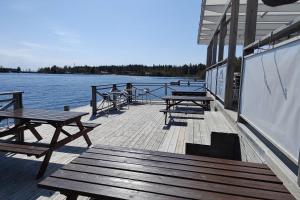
top-left (0, 108), bottom-right (99, 178)
top-left (38, 145), bottom-right (295, 200)
top-left (160, 95), bottom-right (214, 124)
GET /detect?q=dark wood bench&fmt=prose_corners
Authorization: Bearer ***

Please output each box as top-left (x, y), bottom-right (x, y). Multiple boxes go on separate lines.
top-left (172, 91), bottom-right (207, 96)
top-left (67, 122), bottom-right (101, 129)
top-left (30, 121), bottom-right (101, 129)
top-left (0, 141), bottom-right (49, 158)
top-left (160, 107), bottom-right (204, 124)
top-left (159, 108), bottom-right (204, 115)
top-left (186, 132), bottom-right (242, 161)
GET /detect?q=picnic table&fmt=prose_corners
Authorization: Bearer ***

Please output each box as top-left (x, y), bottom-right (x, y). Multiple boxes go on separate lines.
top-left (0, 108), bottom-right (100, 178)
top-left (160, 95), bottom-right (214, 124)
top-left (38, 145), bottom-right (295, 200)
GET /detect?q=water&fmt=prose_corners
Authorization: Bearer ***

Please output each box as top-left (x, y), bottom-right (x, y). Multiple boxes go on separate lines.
top-left (1, 73), bottom-right (187, 110)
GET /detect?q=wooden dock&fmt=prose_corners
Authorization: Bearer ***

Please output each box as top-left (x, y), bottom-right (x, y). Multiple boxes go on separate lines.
top-left (0, 102), bottom-right (265, 200)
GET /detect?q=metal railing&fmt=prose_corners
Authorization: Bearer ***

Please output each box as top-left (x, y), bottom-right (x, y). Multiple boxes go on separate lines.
top-left (0, 91), bottom-right (23, 140)
top-left (91, 80), bottom-right (206, 115)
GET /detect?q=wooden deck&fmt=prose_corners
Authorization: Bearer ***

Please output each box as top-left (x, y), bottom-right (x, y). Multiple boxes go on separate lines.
top-left (0, 102), bottom-right (265, 200)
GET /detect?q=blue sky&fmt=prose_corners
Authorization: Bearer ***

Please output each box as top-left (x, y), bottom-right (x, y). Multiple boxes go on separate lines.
top-left (0, 0), bottom-right (208, 70)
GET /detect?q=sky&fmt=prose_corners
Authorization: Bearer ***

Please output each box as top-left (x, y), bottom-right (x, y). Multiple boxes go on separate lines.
top-left (0, 0), bottom-right (208, 70)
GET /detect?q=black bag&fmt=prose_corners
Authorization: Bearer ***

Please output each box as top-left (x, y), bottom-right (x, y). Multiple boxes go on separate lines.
top-left (262, 0), bottom-right (298, 7)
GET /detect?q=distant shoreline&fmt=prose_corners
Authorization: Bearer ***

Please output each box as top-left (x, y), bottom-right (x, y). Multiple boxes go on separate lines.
top-left (0, 71), bottom-right (200, 78)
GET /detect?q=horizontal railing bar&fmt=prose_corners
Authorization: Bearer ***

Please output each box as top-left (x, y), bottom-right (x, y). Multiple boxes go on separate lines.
top-left (0, 91), bottom-right (23, 96)
top-left (244, 19), bottom-right (300, 53)
top-left (206, 59), bottom-right (228, 71)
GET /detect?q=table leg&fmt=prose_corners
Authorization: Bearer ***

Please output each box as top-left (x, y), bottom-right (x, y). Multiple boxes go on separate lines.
top-left (165, 100), bottom-right (169, 125)
top-left (14, 120), bottom-right (26, 142)
top-left (24, 121), bottom-right (43, 141)
top-left (76, 119), bottom-right (92, 147)
top-left (37, 125), bottom-right (62, 179)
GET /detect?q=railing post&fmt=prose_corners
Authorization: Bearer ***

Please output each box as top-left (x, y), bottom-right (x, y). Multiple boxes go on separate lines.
top-left (91, 86), bottom-right (97, 115)
top-left (112, 84), bottom-right (117, 108)
top-left (13, 92), bottom-right (23, 142)
top-left (126, 83), bottom-right (133, 103)
top-left (164, 83), bottom-right (168, 96)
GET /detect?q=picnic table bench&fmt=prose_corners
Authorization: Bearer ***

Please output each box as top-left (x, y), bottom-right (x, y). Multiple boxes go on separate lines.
top-left (160, 95), bottom-right (213, 124)
top-left (172, 90), bottom-right (207, 96)
top-left (38, 145), bottom-right (296, 200)
top-left (0, 108), bottom-right (100, 178)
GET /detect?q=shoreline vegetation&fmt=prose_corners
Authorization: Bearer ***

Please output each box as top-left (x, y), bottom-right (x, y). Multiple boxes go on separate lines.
top-left (0, 64), bottom-right (206, 77)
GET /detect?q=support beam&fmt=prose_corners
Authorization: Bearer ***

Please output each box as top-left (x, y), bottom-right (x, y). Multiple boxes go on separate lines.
top-left (224, 0), bottom-right (240, 109)
top-left (244, 0), bottom-right (258, 54)
top-left (212, 34), bottom-right (218, 65)
top-left (206, 42), bottom-right (213, 67)
top-left (218, 16), bottom-right (227, 62)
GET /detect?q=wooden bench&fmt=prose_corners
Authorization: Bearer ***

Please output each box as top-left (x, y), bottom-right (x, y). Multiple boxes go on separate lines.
top-left (66, 122), bottom-right (101, 129)
top-left (160, 108), bottom-right (204, 124)
top-left (172, 91), bottom-right (207, 96)
top-left (159, 108), bottom-right (204, 115)
top-left (31, 121), bottom-right (101, 129)
top-left (0, 141), bottom-right (49, 158)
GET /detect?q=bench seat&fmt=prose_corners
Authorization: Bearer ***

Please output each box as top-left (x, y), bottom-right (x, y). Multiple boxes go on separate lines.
top-left (30, 121), bottom-right (101, 129)
top-left (0, 141), bottom-right (49, 158)
top-left (67, 122), bottom-right (101, 129)
top-left (159, 108), bottom-right (204, 115)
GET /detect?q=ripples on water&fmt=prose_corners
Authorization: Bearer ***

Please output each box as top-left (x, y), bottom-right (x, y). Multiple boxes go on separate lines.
top-left (1, 73), bottom-right (187, 110)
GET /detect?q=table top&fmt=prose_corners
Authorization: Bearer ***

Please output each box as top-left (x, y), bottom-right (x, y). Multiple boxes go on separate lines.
top-left (38, 145), bottom-right (295, 200)
top-left (0, 109), bottom-right (88, 123)
top-left (162, 95), bottom-right (214, 101)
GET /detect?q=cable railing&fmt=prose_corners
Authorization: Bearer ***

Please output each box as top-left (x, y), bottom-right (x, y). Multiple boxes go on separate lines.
top-left (91, 80), bottom-right (206, 115)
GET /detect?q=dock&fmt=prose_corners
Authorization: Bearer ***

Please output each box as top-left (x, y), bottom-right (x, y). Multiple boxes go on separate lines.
top-left (0, 101), bottom-right (266, 200)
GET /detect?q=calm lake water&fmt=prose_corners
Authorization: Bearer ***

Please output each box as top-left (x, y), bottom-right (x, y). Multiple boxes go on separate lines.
top-left (1, 73), bottom-right (185, 110)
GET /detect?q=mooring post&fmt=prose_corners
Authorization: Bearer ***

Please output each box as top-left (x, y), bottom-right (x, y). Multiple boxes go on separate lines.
top-left (91, 86), bottom-right (97, 115)
top-left (13, 92), bottom-right (23, 142)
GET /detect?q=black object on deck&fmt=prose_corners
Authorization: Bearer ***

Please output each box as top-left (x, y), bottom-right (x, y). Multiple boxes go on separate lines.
top-left (186, 132), bottom-right (242, 161)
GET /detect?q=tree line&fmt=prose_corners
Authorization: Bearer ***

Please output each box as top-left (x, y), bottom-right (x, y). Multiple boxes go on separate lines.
top-left (0, 66), bottom-right (21, 73)
top-left (37, 64), bottom-right (206, 77)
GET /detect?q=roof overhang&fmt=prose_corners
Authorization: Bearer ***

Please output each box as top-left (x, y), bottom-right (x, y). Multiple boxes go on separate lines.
top-left (197, 0), bottom-right (300, 45)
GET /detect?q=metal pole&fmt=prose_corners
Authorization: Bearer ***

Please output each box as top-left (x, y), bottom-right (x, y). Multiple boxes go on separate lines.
top-left (112, 84), bottom-right (117, 108)
top-left (91, 86), bottom-right (97, 115)
top-left (13, 92), bottom-right (23, 141)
